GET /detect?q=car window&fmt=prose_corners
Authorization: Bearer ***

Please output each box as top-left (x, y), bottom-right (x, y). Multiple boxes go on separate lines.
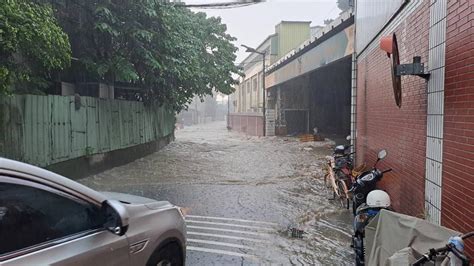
top-left (0, 181), bottom-right (105, 255)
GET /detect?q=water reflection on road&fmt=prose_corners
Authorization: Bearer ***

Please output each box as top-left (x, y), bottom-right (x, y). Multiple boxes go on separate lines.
top-left (81, 121), bottom-right (353, 265)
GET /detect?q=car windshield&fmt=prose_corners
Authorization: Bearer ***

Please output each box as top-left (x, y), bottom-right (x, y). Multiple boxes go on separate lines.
top-left (1, 0), bottom-right (473, 264)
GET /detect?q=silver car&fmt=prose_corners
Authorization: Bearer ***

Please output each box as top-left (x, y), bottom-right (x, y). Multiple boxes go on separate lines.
top-left (0, 158), bottom-right (186, 265)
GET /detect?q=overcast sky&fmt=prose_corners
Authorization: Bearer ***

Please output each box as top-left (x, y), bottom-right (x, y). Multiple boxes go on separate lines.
top-left (187, 0), bottom-right (340, 63)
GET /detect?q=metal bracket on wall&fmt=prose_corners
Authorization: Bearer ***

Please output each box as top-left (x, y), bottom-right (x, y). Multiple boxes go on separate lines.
top-left (396, 56), bottom-right (431, 80)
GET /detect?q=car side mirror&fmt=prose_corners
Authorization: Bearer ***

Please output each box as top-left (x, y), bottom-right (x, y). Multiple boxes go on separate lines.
top-left (102, 200), bottom-right (129, 236)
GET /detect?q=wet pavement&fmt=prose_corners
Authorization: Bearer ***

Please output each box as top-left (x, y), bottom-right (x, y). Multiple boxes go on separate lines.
top-left (80, 121), bottom-right (354, 265)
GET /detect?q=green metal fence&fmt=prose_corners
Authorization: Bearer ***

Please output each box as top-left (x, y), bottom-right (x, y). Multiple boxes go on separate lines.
top-left (0, 95), bottom-right (175, 167)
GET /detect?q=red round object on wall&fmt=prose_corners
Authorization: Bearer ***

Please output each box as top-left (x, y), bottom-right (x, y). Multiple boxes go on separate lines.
top-left (380, 33), bottom-right (402, 107)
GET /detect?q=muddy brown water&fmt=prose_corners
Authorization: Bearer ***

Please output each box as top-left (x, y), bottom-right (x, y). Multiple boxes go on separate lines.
top-left (81, 121), bottom-right (354, 265)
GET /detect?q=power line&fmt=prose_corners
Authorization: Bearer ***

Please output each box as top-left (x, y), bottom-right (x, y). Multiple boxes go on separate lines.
top-left (195, 3), bottom-right (255, 9)
top-left (178, 0), bottom-right (264, 9)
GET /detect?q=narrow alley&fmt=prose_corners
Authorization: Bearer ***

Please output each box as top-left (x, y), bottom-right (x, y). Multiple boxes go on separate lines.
top-left (80, 122), bottom-right (353, 265)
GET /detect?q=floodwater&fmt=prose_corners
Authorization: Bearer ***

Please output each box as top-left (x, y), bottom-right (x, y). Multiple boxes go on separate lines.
top-left (80, 121), bottom-right (354, 265)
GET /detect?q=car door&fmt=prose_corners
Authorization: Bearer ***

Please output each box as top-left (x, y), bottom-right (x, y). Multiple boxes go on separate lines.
top-left (0, 175), bottom-right (130, 266)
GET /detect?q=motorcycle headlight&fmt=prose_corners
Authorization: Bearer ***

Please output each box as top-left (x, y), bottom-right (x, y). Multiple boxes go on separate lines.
top-left (360, 173), bottom-right (374, 182)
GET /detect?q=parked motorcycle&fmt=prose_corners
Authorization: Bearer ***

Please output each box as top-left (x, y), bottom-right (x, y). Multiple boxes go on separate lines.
top-left (413, 231), bottom-right (473, 265)
top-left (350, 149), bottom-right (392, 215)
top-left (349, 149), bottom-right (392, 266)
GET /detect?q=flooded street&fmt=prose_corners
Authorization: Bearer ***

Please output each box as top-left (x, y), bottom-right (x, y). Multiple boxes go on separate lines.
top-left (81, 121), bottom-right (354, 265)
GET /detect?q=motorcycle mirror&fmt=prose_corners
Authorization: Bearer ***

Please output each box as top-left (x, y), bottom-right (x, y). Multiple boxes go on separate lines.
top-left (346, 135), bottom-right (351, 141)
top-left (377, 149), bottom-right (387, 160)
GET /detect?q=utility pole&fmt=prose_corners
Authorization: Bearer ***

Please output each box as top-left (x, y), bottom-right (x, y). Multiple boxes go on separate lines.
top-left (227, 94), bottom-right (230, 129)
top-left (241, 44), bottom-right (266, 136)
top-left (262, 51), bottom-right (266, 137)
top-left (195, 97), bottom-right (198, 124)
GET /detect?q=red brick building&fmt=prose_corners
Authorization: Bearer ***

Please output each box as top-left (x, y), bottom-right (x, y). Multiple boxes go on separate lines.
top-left (354, 0), bottom-right (473, 255)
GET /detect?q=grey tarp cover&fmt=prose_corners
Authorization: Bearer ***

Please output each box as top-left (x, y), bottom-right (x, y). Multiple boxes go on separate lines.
top-left (365, 209), bottom-right (460, 266)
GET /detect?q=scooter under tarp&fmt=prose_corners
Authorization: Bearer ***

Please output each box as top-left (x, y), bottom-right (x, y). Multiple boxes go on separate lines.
top-left (364, 209), bottom-right (460, 266)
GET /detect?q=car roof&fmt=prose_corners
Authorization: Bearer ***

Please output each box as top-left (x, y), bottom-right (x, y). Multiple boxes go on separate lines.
top-left (0, 157), bottom-right (107, 204)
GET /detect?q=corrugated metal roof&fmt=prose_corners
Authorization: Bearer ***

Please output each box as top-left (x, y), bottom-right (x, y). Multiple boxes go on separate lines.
top-left (267, 10), bottom-right (354, 74)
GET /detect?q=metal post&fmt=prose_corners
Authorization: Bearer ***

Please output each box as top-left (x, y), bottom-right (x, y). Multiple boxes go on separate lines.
top-left (262, 52), bottom-right (266, 137)
top-left (195, 97), bottom-right (198, 124)
top-left (227, 94), bottom-right (230, 129)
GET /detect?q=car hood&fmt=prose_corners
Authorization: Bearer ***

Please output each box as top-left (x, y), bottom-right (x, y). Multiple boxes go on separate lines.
top-left (100, 191), bottom-right (174, 210)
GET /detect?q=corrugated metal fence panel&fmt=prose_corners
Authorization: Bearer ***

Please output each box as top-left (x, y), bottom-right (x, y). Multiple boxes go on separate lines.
top-left (157, 106), bottom-right (163, 137)
top-left (109, 100), bottom-right (121, 151)
top-left (51, 95), bottom-right (71, 162)
top-left (145, 105), bottom-right (156, 142)
top-left (39, 96), bottom-right (51, 166)
top-left (142, 105), bottom-right (150, 143)
top-left (166, 108), bottom-right (176, 136)
top-left (23, 96), bottom-right (34, 163)
top-left (120, 101), bottom-right (130, 148)
top-left (136, 103), bottom-right (144, 144)
top-left (0, 95), bottom-right (175, 167)
top-left (70, 96), bottom-right (88, 158)
top-left (98, 99), bottom-right (111, 152)
top-left (132, 102), bottom-right (140, 145)
top-left (86, 97), bottom-right (99, 153)
top-left (153, 106), bottom-right (159, 139)
top-left (0, 96), bottom-right (25, 161)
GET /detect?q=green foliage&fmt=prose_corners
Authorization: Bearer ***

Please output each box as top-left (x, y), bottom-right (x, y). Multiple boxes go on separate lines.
top-left (337, 0), bottom-right (352, 12)
top-left (44, 0), bottom-right (240, 111)
top-left (2, 0), bottom-right (240, 111)
top-left (156, 6), bottom-right (240, 111)
top-left (0, 0), bottom-right (71, 94)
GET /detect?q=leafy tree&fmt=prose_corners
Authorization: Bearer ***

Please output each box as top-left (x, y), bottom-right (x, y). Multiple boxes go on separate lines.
top-left (324, 19), bottom-right (334, 25)
top-left (156, 6), bottom-right (240, 110)
top-left (337, 0), bottom-right (352, 12)
top-left (2, 0), bottom-right (240, 110)
top-left (41, 0), bottom-right (240, 111)
top-left (0, 0), bottom-right (71, 94)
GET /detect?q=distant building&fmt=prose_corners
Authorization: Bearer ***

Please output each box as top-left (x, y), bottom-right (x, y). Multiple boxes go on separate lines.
top-left (310, 26), bottom-right (324, 37)
top-left (265, 11), bottom-right (354, 137)
top-left (178, 95), bottom-right (219, 126)
top-left (230, 21), bottom-right (312, 136)
top-left (234, 21), bottom-right (312, 114)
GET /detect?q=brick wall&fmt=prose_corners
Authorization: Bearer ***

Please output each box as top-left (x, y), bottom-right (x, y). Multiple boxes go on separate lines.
top-left (443, 0), bottom-right (474, 255)
top-left (356, 1), bottom-right (429, 216)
